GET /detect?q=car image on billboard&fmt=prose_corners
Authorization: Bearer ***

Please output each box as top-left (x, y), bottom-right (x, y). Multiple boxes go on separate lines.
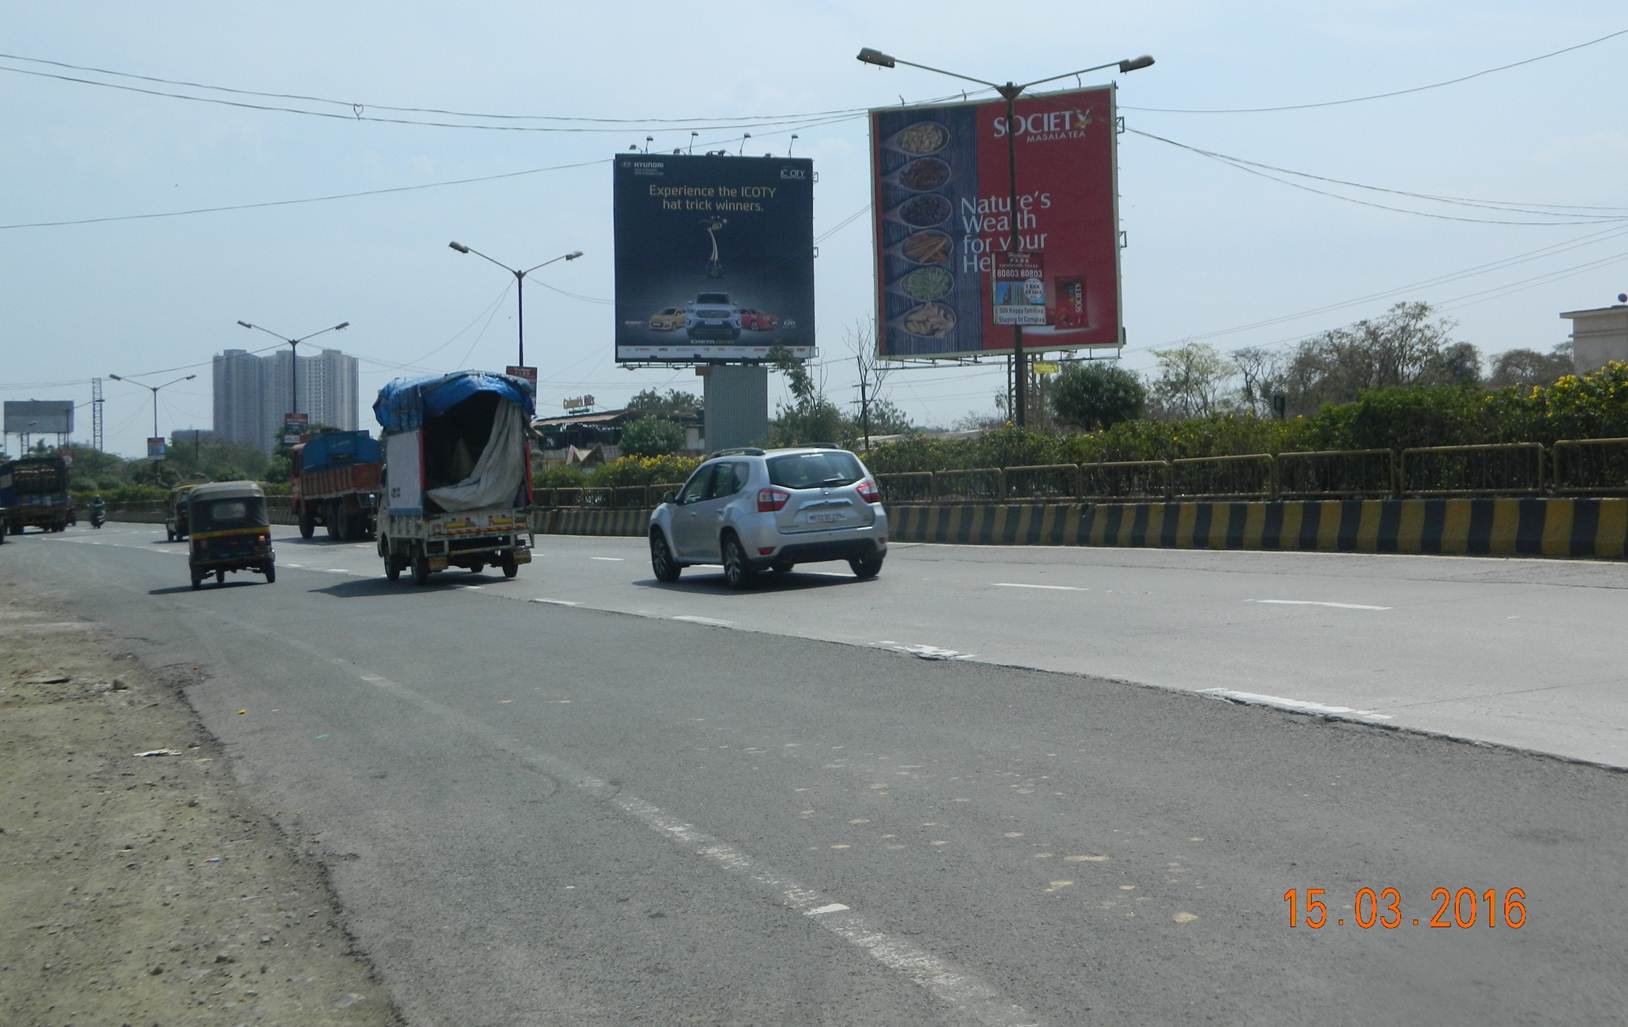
top-left (613, 154), bottom-right (815, 363)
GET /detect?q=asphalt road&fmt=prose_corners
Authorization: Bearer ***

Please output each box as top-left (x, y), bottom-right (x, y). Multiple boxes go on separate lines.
top-left (4, 522), bottom-right (1626, 1025)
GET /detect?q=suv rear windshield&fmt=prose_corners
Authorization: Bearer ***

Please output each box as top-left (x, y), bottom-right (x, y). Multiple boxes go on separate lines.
top-left (767, 451), bottom-right (864, 489)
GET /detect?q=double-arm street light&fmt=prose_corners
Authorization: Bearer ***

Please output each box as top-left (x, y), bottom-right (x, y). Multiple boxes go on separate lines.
top-left (108, 372), bottom-right (197, 443)
top-left (235, 319), bottom-right (350, 417)
top-left (857, 47), bottom-right (1154, 427)
top-left (448, 242), bottom-right (582, 368)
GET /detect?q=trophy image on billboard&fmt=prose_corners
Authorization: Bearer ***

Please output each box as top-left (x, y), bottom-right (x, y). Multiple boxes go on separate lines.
top-left (702, 217), bottom-right (728, 279)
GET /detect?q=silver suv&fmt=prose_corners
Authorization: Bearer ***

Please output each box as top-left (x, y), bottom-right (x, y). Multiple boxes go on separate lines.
top-left (649, 447), bottom-right (888, 588)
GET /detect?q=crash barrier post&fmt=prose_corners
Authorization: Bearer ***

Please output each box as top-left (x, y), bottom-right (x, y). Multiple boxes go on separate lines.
top-left (933, 467), bottom-right (1005, 502)
top-left (1402, 443), bottom-right (1545, 496)
top-left (1079, 460), bottom-right (1171, 502)
top-left (1004, 463), bottom-right (1081, 501)
top-left (874, 471), bottom-right (936, 504)
top-left (1276, 449), bottom-right (1397, 499)
top-left (1170, 454), bottom-right (1275, 501)
top-left (1552, 438), bottom-right (1628, 496)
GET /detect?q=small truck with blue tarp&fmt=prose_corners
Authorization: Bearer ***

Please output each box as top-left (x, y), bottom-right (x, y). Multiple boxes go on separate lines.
top-left (291, 430), bottom-right (382, 541)
top-left (373, 370), bottom-right (535, 585)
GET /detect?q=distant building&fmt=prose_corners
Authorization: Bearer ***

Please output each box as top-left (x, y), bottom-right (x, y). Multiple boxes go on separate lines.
top-left (213, 347), bottom-right (359, 453)
top-left (1560, 296), bottom-right (1628, 375)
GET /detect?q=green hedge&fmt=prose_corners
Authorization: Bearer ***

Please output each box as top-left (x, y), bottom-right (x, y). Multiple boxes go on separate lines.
top-left (865, 362), bottom-right (1628, 473)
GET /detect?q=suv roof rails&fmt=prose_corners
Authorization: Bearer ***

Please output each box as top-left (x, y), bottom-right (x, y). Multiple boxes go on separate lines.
top-left (707, 447), bottom-right (766, 458)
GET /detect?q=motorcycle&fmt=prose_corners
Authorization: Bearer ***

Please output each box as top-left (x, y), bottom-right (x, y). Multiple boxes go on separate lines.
top-left (90, 507), bottom-right (105, 529)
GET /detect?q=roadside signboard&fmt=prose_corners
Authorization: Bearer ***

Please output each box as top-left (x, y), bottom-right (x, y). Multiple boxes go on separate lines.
top-left (613, 153), bottom-right (815, 363)
top-left (4, 399), bottom-right (75, 435)
top-left (505, 365), bottom-right (538, 385)
top-left (993, 251), bottom-right (1047, 326)
top-left (146, 437), bottom-right (165, 459)
top-left (281, 412), bottom-right (309, 446)
top-left (868, 86), bottom-right (1122, 358)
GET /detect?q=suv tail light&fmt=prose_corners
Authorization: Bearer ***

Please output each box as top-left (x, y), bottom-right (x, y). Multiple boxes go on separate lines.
top-left (856, 478), bottom-right (881, 504)
top-left (757, 488), bottom-right (790, 512)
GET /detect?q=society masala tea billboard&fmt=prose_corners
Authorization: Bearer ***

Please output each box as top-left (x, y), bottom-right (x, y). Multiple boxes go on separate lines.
top-left (869, 86), bottom-right (1122, 359)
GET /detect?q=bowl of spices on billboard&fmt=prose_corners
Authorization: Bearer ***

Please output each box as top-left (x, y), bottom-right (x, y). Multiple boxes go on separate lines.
top-left (878, 117), bottom-right (965, 343)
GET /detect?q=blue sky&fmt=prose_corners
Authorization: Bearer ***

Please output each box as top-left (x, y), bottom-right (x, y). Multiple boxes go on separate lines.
top-left (3, 1), bottom-right (1625, 456)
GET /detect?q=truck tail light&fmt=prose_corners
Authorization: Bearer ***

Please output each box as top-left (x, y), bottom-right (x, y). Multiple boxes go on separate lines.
top-left (757, 488), bottom-right (789, 512)
top-left (856, 479), bottom-right (881, 504)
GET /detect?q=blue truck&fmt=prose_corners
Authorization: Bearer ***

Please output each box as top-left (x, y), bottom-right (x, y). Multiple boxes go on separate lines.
top-left (291, 430), bottom-right (383, 541)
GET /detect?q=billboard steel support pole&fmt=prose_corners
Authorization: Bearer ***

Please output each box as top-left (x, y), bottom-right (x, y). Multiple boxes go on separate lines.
top-left (999, 84), bottom-right (1027, 428)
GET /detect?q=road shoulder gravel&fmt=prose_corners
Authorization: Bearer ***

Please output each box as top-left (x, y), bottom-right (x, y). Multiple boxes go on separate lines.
top-left (0, 569), bottom-right (401, 1026)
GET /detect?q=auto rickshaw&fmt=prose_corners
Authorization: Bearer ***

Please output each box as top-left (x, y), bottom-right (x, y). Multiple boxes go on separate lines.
top-left (186, 481), bottom-right (275, 589)
top-left (165, 479), bottom-right (207, 542)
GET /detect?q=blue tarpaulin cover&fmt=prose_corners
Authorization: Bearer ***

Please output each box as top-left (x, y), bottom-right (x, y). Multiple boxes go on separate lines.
top-left (372, 371), bottom-right (536, 434)
top-left (300, 430), bottom-right (381, 472)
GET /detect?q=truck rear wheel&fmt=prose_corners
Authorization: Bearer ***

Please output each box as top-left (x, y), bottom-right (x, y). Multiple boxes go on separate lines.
top-left (412, 549), bottom-right (432, 586)
top-left (299, 506), bottom-right (315, 539)
top-left (326, 502), bottom-right (342, 540)
top-left (500, 552), bottom-right (518, 579)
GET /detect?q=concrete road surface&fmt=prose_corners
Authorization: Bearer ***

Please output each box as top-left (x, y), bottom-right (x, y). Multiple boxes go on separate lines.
top-left (5, 522), bottom-right (1625, 1025)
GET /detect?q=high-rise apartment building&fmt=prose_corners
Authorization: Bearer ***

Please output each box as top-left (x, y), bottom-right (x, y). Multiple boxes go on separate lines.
top-left (212, 347), bottom-right (360, 453)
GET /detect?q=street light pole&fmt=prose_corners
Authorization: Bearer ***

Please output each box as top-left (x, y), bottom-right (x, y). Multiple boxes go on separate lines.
top-left (856, 48), bottom-right (1153, 427)
top-left (107, 373), bottom-right (197, 446)
top-left (448, 242), bottom-right (582, 368)
top-left (235, 320), bottom-right (350, 419)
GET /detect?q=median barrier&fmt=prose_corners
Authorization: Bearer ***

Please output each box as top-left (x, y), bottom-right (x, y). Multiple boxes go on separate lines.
top-left (886, 498), bottom-right (1627, 559)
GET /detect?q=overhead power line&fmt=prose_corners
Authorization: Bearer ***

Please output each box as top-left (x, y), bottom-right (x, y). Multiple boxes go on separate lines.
top-left (1123, 27), bottom-right (1628, 114)
top-left (1130, 129), bottom-right (1628, 226)
top-left (0, 50), bottom-right (887, 125)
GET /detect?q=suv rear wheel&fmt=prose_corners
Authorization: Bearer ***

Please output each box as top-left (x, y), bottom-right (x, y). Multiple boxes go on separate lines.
top-left (721, 534), bottom-right (756, 590)
top-left (849, 553), bottom-right (884, 579)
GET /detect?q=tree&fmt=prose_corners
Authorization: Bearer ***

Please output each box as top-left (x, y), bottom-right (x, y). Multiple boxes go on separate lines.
top-left (626, 388), bottom-right (701, 422)
top-left (1230, 346), bottom-right (1289, 418)
top-left (767, 346), bottom-right (851, 446)
top-left (1150, 342), bottom-right (1232, 419)
top-left (1282, 301), bottom-right (1460, 414)
top-left (1487, 343), bottom-right (1573, 389)
top-left (1049, 361), bottom-right (1147, 430)
top-left (1422, 341), bottom-right (1484, 389)
top-left (620, 417), bottom-right (687, 457)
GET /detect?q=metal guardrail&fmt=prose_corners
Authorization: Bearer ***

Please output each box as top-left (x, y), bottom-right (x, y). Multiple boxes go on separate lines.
top-left (552, 487), bottom-right (583, 508)
top-left (1004, 463), bottom-right (1080, 500)
top-left (1170, 454), bottom-right (1275, 500)
top-left (611, 486), bottom-right (648, 509)
top-left (1277, 449), bottom-right (1396, 499)
top-left (876, 471), bottom-right (936, 503)
top-left (1552, 438), bottom-right (1628, 496)
top-left (1080, 460), bottom-right (1171, 502)
top-left (580, 487), bottom-right (614, 509)
top-left (1401, 443), bottom-right (1545, 496)
top-left (933, 467), bottom-right (1005, 501)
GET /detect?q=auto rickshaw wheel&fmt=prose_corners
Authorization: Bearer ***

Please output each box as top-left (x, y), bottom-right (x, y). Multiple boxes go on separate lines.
top-left (215, 569), bottom-right (225, 584)
top-left (265, 565), bottom-right (276, 583)
top-left (190, 569), bottom-right (202, 591)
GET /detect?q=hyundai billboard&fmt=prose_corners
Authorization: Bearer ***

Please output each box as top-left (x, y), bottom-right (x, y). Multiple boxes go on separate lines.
top-left (869, 86), bottom-right (1122, 359)
top-left (4, 399), bottom-right (75, 435)
top-left (614, 154), bottom-right (815, 363)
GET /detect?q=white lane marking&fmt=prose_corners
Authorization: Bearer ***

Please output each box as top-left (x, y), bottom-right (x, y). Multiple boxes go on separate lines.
top-left (590, 556), bottom-right (625, 562)
top-left (992, 582), bottom-right (1087, 592)
top-left (284, 563), bottom-right (304, 568)
top-left (672, 614), bottom-right (734, 628)
top-left (530, 598), bottom-right (581, 607)
top-left (873, 641), bottom-right (976, 661)
top-left (1199, 688), bottom-right (1394, 722)
top-left (1250, 599), bottom-right (1391, 611)
top-left (200, 614), bottom-right (1035, 1027)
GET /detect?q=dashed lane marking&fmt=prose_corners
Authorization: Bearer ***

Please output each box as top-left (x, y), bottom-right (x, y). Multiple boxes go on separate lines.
top-left (1199, 687), bottom-right (1394, 723)
top-left (1250, 599), bottom-right (1391, 611)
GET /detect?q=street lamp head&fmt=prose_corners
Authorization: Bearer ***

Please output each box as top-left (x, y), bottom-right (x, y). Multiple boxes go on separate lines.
top-left (335, 321), bottom-right (350, 331)
top-left (566, 251), bottom-right (583, 260)
top-left (236, 320), bottom-right (253, 329)
top-left (448, 241), bottom-right (470, 254)
top-left (857, 47), bottom-right (896, 68)
top-left (108, 373), bottom-right (123, 381)
top-left (184, 374), bottom-right (197, 382)
top-left (1118, 54), bottom-right (1155, 73)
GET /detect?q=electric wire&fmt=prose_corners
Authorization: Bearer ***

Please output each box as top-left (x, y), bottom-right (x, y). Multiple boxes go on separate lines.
top-left (1121, 27), bottom-right (1628, 114)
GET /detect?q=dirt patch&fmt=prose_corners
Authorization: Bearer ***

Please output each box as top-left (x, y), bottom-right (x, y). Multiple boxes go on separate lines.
top-left (0, 581), bottom-right (400, 1026)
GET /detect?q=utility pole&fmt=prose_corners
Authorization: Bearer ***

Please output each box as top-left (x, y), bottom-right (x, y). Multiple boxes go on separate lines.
top-left (857, 352), bottom-right (872, 452)
top-left (91, 378), bottom-right (105, 451)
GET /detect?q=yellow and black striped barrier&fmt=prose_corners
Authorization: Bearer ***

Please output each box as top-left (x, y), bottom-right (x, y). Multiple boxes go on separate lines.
top-left (888, 498), bottom-right (1628, 559)
top-left (535, 507), bottom-right (650, 537)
